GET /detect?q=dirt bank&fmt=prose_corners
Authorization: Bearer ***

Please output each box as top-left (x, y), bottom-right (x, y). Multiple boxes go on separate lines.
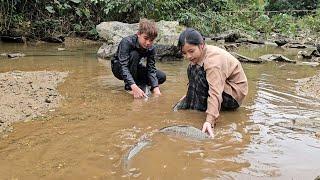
top-left (296, 71), bottom-right (320, 99)
top-left (0, 71), bottom-right (68, 135)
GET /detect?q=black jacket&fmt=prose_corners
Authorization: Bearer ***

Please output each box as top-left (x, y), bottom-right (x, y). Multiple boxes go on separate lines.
top-left (111, 34), bottom-right (158, 88)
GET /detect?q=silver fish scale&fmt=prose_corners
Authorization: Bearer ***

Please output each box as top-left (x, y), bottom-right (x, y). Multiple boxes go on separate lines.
top-left (125, 139), bottom-right (151, 161)
top-left (159, 125), bottom-right (210, 140)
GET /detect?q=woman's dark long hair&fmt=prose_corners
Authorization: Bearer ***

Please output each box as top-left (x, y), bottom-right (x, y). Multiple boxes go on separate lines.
top-left (178, 28), bottom-right (205, 49)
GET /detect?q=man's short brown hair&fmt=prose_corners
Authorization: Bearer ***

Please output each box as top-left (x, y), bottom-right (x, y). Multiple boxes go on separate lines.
top-left (138, 18), bottom-right (158, 40)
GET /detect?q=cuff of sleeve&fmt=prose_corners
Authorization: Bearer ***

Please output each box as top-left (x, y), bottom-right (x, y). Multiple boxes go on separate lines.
top-left (151, 85), bottom-right (158, 91)
top-left (127, 81), bottom-right (136, 87)
top-left (150, 81), bottom-right (159, 88)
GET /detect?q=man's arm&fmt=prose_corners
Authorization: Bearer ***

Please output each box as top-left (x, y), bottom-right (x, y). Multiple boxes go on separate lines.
top-left (146, 48), bottom-right (160, 94)
top-left (118, 38), bottom-right (135, 86)
top-left (146, 48), bottom-right (158, 88)
top-left (118, 38), bottom-right (146, 98)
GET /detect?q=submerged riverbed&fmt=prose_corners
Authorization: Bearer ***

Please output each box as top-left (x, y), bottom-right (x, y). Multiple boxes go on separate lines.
top-left (0, 42), bottom-right (319, 179)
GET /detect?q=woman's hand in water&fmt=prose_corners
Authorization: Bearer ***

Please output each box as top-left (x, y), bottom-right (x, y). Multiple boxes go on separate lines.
top-left (130, 84), bottom-right (146, 99)
top-left (202, 121), bottom-right (214, 138)
top-left (153, 87), bottom-right (162, 97)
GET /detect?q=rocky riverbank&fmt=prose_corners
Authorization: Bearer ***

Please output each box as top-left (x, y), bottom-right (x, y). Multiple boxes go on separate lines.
top-left (0, 71), bottom-right (68, 135)
top-left (296, 71), bottom-right (320, 100)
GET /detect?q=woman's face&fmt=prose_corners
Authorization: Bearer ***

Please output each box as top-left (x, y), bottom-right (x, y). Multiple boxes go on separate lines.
top-left (181, 43), bottom-right (204, 64)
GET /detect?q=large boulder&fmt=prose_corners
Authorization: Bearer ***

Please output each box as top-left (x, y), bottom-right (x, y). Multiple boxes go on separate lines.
top-left (96, 21), bottom-right (183, 60)
top-left (211, 30), bottom-right (244, 43)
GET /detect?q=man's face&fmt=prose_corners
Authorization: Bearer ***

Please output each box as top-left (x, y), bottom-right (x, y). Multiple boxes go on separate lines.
top-left (181, 43), bottom-right (204, 64)
top-left (137, 33), bottom-right (154, 49)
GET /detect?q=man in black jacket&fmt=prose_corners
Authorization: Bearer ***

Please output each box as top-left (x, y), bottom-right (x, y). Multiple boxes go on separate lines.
top-left (111, 19), bottom-right (166, 98)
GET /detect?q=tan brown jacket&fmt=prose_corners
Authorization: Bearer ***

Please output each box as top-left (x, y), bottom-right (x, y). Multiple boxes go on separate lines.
top-left (195, 45), bottom-right (248, 124)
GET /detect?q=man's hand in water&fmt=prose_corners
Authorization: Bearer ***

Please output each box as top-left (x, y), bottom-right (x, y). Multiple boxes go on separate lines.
top-left (130, 84), bottom-right (146, 99)
top-left (153, 87), bottom-right (161, 96)
top-left (202, 121), bottom-right (214, 138)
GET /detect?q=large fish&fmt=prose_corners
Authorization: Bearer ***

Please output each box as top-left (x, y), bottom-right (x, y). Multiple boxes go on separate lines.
top-left (123, 125), bottom-right (210, 169)
top-left (123, 139), bottom-right (151, 169)
top-left (159, 125), bottom-right (210, 140)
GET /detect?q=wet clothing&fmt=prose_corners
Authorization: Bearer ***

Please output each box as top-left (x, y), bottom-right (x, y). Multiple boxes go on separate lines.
top-left (111, 34), bottom-right (166, 90)
top-left (177, 45), bottom-right (248, 125)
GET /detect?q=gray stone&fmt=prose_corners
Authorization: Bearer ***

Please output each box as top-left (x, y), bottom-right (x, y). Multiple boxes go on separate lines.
top-left (96, 21), bottom-right (183, 60)
top-left (285, 43), bottom-right (307, 49)
top-left (275, 39), bottom-right (288, 46)
top-left (7, 53), bottom-right (26, 58)
top-left (258, 54), bottom-right (296, 63)
top-left (235, 38), bottom-right (265, 44)
top-left (231, 52), bottom-right (263, 63)
top-left (211, 30), bottom-right (242, 42)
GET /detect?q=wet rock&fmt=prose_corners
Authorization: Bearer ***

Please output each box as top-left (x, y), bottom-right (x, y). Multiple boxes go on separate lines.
top-left (316, 44), bottom-right (320, 52)
top-left (258, 54), bottom-right (296, 63)
top-left (275, 39), bottom-right (288, 47)
top-left (96, 21), bottom-right (182, 46)
top-left (96, 21), bottom-right (183, 61)
top-left (285, 43), bottom-right (307, 49)
top-left (315, 175), bottom-right (320, 180)
top-left (211, 30), bottom-right (242, 42)
top-left (224, 44), bottom-right (239, 52)
top-left (298, 50), bottom-right (313, 59)
top-left (311, 50), bottom-right (320, 57)
top-left (235, 38), bottom-right (265, 45)
top-left (298, 50), bottom-right (320, 59)
top-left (230, 52), bottom-right (263, 63)
top-left (154, 44), bottom-right (182, 61)
top-left (42, 35), bottom-right (65, 43)
top-left (96, 43), bottom-right (118, 58)
top-left (7, 53), bottom-right (26, 59)
top-left (0, 35), bottom-right (26, 43)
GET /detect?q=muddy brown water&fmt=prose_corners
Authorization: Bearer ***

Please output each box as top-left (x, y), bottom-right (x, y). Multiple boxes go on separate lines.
top-left (0, 42), bottom-right (320, 179)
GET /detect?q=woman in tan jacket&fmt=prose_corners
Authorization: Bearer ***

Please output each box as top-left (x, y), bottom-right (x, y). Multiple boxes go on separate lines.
top-left (174, 28), bottom-right (248, 138)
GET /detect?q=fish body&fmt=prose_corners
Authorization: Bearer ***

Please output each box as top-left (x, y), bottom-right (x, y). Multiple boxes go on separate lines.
top-left (123, 139), bottom-right (151, 168)
top-left (123, 125), bottom-right (210, 169)
top-left (159, 125), bottom-right (210, 140)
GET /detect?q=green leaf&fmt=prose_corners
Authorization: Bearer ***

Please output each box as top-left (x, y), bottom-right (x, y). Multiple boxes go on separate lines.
top-left (69, 0), bottom-right (81, 3)
top-left (45, 6), bottom-right (55, 13)
top-left (74, 24), bottom-right (81, 31)
top-left (82, 8), bottom-right (90, 18)
top-left (64, 3), bottom-right (71, 9)
top-left (75, 8), bottom-right (82, 16)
